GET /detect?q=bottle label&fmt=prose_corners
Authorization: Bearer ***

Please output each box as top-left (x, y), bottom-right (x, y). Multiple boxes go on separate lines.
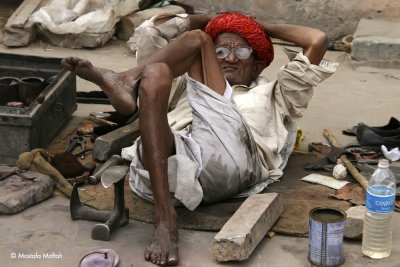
top-left (366, 185), bottom-right (395, 213)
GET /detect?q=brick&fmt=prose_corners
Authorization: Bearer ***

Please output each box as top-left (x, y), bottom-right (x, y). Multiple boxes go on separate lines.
top-left (213, 193), bottom-right (283, 262)
top-left (344, 205), bottom-right (365, 240)
top-left (0, 166), bottom-right (54, 214)
top-left (93, 119), bottom-right (140, 161)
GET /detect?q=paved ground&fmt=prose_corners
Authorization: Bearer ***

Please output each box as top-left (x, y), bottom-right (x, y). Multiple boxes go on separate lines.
top-left (1, 38), bottom-right (399, 267)
top-left (1, 4), bottom-right (400, 266)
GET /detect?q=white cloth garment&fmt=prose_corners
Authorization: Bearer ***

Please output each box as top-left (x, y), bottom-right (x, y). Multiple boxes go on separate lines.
top-left (124, 79), bottom-right (262, 210)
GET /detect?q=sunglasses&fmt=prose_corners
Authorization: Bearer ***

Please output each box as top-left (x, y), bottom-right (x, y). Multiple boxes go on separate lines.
top-left (215, 46), bottom-right (253, 60)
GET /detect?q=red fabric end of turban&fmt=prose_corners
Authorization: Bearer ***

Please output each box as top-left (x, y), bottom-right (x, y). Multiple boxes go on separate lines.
top-left (205, 12), bottom-right (274, 66)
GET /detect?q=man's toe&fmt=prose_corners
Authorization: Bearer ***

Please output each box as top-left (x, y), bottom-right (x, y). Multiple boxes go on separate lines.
top-left (151, 251), bottom-right (161, 264)
top-left (159, 252), bottom-right (168, 266)
top-left (167, 250), bottom-right (178, 266)
top-left (144, 248), bottom-right (151, 261)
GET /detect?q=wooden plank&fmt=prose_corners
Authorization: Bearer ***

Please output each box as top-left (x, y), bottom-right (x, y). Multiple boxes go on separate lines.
top-left (213, 193), bottom-right (283, 262)
top-left (5, 0), bottom-right (43, 27)
top-left (93, 119), bottom-right (140, 162)
top-left (4, 0), bottom-right (44, 47)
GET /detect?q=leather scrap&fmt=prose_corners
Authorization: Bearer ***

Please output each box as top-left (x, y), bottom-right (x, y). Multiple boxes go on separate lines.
top-left (330, 183), bottom-right (365, 205)
top-left (16, 149), bottom-right (94, 203)
top-left (51, 152), bottom-right (87, 178)
top-left (308, 142), bottom-right (332, 156)
top-left (305, 147), bottom-right (355, 172)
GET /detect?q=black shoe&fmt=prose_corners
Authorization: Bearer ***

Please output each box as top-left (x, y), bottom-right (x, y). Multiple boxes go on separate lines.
top-left (356, 124), bottom-right (400, 148)
top-left (359, 117), bottom-right (400, 137)
top-left (343, 117), bottom-right (400, 136)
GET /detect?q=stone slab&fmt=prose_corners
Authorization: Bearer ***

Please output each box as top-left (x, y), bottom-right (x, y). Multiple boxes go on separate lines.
top-left (344, 205), bottom-right (365, 240)
top-left (351, 18), bottom-right (400, 66)
top-left (0, 166), bottom-right (55, 214)
top-left (117, 5), bottom-right (185, 41)
top-left (213, 193), bottom-right (283, 262)
top-left (93, 119), bottom-right (140, 162)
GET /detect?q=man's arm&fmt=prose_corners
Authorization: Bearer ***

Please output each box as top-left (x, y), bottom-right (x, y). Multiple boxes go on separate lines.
top-left (187, 15), bottom-right (328, 65)
top-left (187, 16), bottom-right (328, 65)
top-left (260, 22), bottom-right (328, 65)
top-left (153, 14), bottom-right (328, 65)
top-left (188, 14), bottom-right (213, 30)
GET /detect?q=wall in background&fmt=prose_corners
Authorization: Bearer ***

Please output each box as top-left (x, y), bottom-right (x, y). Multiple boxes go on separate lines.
top-left (182, 0), bottom-right (400, 39)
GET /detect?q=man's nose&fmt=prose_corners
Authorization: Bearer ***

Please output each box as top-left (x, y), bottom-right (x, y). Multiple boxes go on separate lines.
top-left (225, 51), bottom-right (238, 62)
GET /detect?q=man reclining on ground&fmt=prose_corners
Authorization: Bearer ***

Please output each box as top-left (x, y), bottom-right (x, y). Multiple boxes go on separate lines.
top-left (62, 12), bottom-right (337, 266)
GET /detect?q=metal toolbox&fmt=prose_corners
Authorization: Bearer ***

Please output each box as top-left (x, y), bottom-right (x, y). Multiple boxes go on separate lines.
top-left (0, 53), bottom-right (76, 164)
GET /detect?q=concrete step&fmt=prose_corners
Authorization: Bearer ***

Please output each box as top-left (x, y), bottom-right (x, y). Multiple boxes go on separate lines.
top-left (351, 18), bottom-right (400, 67)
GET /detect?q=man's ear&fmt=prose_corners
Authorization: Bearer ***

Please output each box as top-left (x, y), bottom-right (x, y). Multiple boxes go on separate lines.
top-left (252, 60), bottom-right (267, 79)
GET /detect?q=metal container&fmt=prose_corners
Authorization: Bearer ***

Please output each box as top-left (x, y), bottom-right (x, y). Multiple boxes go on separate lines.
top-left (18, 76), bottom-right (46, 106)
top-left (0, 53), bottom-right (77, 164)
top-left (308, 207), bottom-right (346, 267)
top-left (0, 76), bottom-right (20, 105)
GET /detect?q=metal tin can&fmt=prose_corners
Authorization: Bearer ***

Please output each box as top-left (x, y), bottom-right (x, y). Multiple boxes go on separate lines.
top-left (0, 77), bottom-right (20, 105)
top-left (77, 124), bottom-right (94, 136)
top-left (18, 76), bottom-right (46, 106)
top-left (308, 207), bottom-right (346, 267)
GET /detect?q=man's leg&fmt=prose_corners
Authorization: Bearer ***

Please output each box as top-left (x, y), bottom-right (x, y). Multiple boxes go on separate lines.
top-left (63, 31), bottom-right (228, 266)
top-left (137, 32), bottom-right (228, 267)
top-left (61, 30), bottom-right (225, 115)
top-left (138, 62), bottom-right (178, 266)
top-left (123, 30), bottom-right (226, 95)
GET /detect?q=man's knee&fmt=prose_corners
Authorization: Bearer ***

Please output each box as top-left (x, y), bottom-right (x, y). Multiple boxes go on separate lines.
top-left (180, 30), bottom-right (213, 51)
top-left (139, 63), bottom-right (173, 102)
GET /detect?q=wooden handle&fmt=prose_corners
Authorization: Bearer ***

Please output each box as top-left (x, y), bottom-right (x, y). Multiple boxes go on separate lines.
top-left (323, 128), bottom-right (340, 148)
top-left (339, 155), bottom-right (368, 191)
top-left (323, 128), bottom-right (369, 191)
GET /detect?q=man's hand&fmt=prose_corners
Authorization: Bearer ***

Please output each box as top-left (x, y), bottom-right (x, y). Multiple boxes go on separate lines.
top-left (188, 14), bottom-right (213, 30)
top-left (154, 14), bottom-right (212, 31)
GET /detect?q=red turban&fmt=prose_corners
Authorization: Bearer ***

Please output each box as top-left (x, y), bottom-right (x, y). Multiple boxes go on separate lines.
top-left (205, 12), bottom-right (274, 66)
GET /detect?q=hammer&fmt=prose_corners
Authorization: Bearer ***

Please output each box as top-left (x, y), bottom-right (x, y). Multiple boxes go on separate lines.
top-left (323, 128), bottom-right (369, 191)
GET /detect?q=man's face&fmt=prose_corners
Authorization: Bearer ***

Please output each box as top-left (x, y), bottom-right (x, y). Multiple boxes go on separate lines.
top-left (214, 33), bottom-right (261, 86)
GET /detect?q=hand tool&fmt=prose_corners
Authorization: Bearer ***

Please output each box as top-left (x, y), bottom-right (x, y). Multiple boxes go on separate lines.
top-left (64, 136), bottom-right (86, 155)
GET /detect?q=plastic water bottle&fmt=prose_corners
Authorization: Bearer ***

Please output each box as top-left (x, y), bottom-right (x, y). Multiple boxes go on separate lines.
top-left (361, 159), bottom-right (396, 259)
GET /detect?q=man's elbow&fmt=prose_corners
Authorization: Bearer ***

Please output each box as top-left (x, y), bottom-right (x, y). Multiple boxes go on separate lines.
top-left (312, 31), bottom-right (328, 52)
top-left (180, 30), bottom-right (212, 50)
top-left (306, 31), bottom-right (328, 64)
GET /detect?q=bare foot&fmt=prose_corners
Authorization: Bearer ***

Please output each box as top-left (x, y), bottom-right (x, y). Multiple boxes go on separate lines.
top-left (61, 56), bottom-right (140, 115)
top-left (145, 211), bottom-right (179, 266)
